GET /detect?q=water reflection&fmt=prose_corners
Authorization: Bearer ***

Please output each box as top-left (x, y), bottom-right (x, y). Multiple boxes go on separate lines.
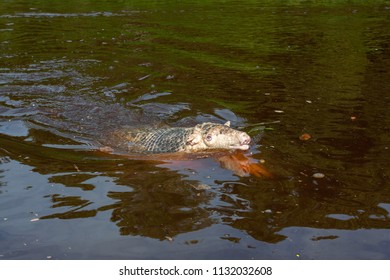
top-left (1, 126), bottom-right (272, 241)
top-left (2, 124), bottom-right (389, 247)
top-left (1, 1), bottom-right (390, 259)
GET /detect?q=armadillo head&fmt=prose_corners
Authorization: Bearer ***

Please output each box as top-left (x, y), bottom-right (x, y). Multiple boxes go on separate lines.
top-left (186, 121), bottom-right (251, 152)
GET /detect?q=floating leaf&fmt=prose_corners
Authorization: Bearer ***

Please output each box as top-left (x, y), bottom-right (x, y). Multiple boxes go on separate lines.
top-left (299, 133), bottom-right (311, 141)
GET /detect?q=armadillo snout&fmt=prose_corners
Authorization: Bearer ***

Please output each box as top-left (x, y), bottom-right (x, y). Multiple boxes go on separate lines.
top-left (239, 132), bottom-right (251, 145)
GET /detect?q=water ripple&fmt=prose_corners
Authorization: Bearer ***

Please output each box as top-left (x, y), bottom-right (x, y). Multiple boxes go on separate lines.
top-left (0, 11), bottom-right (141, 19)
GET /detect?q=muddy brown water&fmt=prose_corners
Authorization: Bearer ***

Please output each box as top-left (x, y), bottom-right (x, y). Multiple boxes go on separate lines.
top-left (0, 1), bottom-right (389, 259)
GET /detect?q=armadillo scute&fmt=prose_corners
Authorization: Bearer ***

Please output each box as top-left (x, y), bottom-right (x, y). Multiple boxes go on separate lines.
top-left (109, 121), bottom-right (251, 154)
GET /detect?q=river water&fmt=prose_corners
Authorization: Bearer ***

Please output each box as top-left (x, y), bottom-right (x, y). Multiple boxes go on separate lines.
top-left (1, 0), bottom-right (389, 259)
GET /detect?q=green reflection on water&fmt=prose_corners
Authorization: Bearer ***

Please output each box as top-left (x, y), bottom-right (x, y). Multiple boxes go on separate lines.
top-left (0, 0), bottom-right (389, 259)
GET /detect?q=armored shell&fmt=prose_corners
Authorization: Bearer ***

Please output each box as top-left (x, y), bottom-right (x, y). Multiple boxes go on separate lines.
top-left (108, 121), bottom-right (251, 154)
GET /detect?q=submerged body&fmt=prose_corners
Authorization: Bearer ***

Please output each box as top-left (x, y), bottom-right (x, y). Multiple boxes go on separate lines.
top-left (99, 121), bottom-right (272, 178)
top-left (105, 121), bottom-right (251, 154)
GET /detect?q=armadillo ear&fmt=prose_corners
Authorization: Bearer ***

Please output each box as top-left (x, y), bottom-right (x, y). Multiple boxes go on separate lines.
top-left (224, 121), bottom-right (231, 127)
top-left (187, 133), bottom-right (201, 146)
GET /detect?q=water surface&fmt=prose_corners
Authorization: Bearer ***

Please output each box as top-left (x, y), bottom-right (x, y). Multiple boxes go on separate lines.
top-left (0, 0), bottom-right (389, 259)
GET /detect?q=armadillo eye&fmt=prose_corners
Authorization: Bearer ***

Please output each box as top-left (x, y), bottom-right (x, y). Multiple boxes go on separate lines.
top-left (206, 135), bottom-right (212, 141)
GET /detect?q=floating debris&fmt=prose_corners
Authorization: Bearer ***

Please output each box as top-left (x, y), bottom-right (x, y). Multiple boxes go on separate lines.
top-left (165, 236), bottom-right (173, 242)
top-left (299, 133), bottom-right (311, 141)
top-left (30, 218), bottom-right (40, 222)
top-left (311, 235), bottom-right (338, 241)
top-left (312, 172), bottom-right (325, 179)
top-left (191, 183), bottom-right (211, 190)
top-left (138, 74), bottom-right (151, 81)
top-left (73, 164), bottom-right (80, 172)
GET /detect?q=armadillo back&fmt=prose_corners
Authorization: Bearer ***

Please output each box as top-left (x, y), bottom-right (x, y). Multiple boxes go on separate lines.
top-left (129, 127), bottom-right (193, 153)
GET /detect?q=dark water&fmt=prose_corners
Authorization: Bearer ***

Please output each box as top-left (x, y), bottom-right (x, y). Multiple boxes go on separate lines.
top-left (1, 0), bottom-right (389, 259)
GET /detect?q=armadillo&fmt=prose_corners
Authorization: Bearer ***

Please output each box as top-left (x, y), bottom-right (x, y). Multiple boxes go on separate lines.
top-left (106, 121), bottom-right (251, 154)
